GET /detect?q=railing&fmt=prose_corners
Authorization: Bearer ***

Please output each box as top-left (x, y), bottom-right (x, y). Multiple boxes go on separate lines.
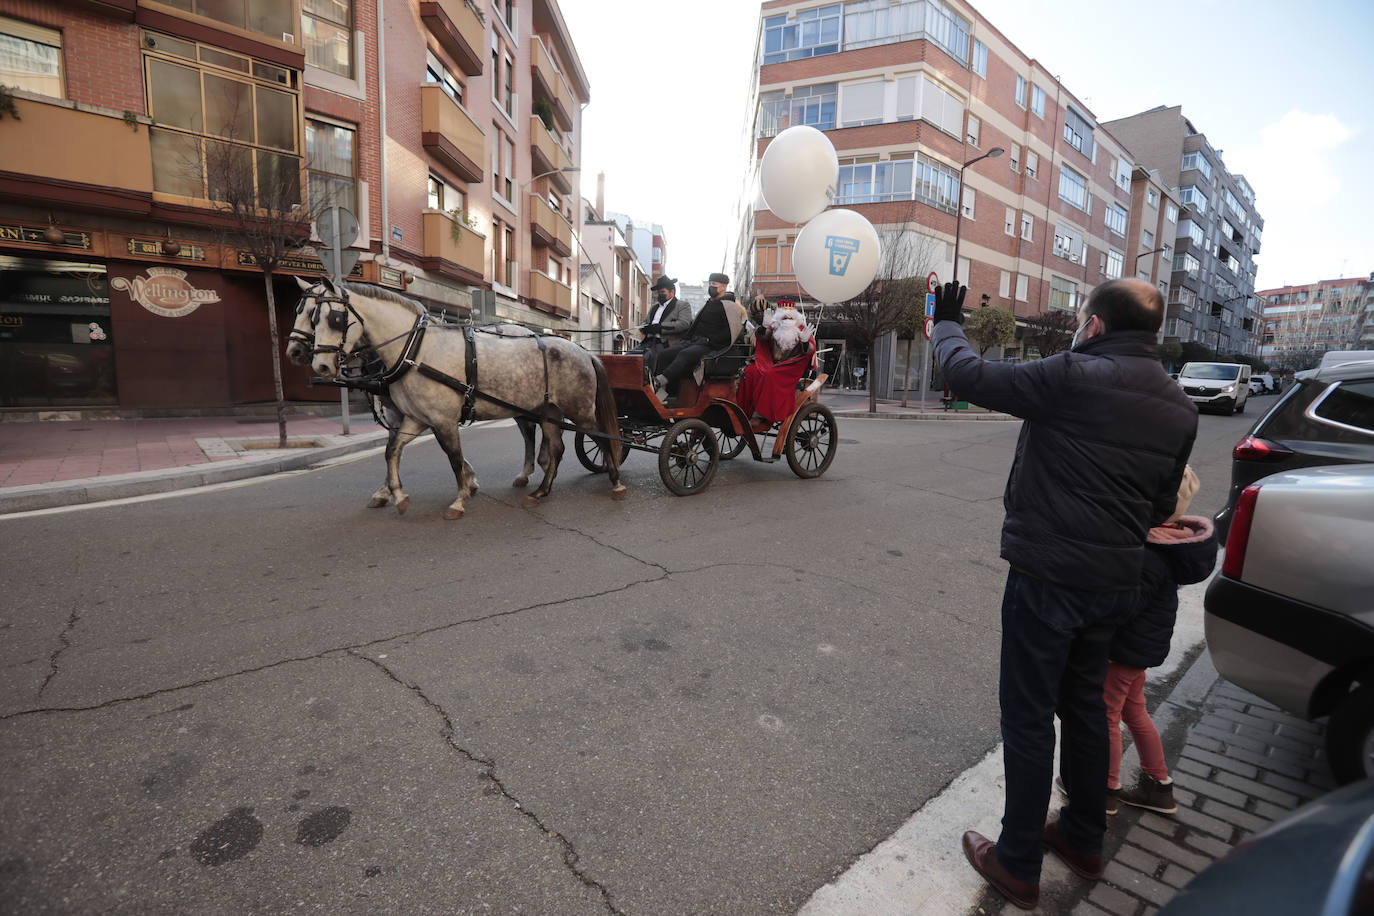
top-left (422, 210), bottom-right (486, 280)
top-left (7, 95), bottom-right (152, 200)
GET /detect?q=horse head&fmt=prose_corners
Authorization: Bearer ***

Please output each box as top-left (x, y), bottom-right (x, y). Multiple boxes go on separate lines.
top-left (286, 276), bottom-right (318, 365)
top-left (299, 276), bottom-right (363, 379)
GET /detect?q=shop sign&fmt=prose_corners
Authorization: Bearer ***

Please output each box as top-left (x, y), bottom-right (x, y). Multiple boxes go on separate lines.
top-left (128, 238), bottom-right (207, 262)
top-left (379, 266), bottom-right (406, 289)
top-left (237, 250), bottom-right (364, 278)
top-left (111, 267), bottom-right (221, 318)
top-left (0, 223), bottom-right (93, 250)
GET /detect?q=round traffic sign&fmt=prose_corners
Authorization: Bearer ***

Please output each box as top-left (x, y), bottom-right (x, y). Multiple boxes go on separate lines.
top-left (927, 271), bottom-right (939, 293)
top-left (923, 316), bottom-right (935, 340)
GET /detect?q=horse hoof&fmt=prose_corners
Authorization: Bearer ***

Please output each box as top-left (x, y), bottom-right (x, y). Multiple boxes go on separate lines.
top-left (512, 476), bottom-right (529, 488)
top-left (611, 484), bottom-right (628, 500)
top-left (443, 506), bottom-right (464, 520)
top-left (395, 496), bottom-right (411, 515)
top-left (367, 496), bottom-right (388, 508)
top-left (521, 495), bottom-right (541, 508)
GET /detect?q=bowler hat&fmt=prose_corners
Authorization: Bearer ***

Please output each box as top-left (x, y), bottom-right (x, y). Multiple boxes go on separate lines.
top-left (650, 276), bottom-right (677, 291)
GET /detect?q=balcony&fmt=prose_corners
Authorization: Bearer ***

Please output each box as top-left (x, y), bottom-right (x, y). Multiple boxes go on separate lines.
top-left (420, 0), bottom-right (484, 76)
top-left (529, 193), bottom-right (572, 257)
top-left (421, 85), bottom-right (485, 184)
top-left (529, 36), bottom-right (573, 131)
top-left (528, 270), bottom-right (572, 316)
top-left (0, 94), bottom-right (152, 214)
top-left (529, 116), bottom-right (573, 191)
top-left (420, 210), bottom-right (486, 285)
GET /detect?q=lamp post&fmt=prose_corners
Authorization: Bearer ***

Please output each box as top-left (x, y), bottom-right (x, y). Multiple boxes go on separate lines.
top-left (1134, 246), bottom-right (1168, 274)
top-left (950, 147), bottom-right (1004, 283)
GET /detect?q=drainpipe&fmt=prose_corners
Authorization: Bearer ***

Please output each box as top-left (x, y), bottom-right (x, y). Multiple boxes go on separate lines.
top-left (377, 0), bottom-right (390, 262)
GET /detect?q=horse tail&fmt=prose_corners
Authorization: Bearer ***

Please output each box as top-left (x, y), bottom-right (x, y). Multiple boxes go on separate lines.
top-left (590, 354), bottom-right (622, 468)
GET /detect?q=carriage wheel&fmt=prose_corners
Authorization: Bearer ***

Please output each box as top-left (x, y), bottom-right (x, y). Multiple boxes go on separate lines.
top-left (658, 418), bottom-right (719, 496)
top-left (785, 403), bottom-right (837, 479)
top-left (717, 426), bottom-right (747, 460)
top-left (574, 431), bottom-right (615, 473)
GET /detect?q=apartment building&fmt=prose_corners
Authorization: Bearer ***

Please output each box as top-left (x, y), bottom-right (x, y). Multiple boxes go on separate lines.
top-left (581, 194), bottom-right (649, 348)
top-left (606, 212), bottom-right (667, 282)
top-left (1258, 275), bottom-right (1374, 366)
top-left (1103, 106), bottom-right (1265, 359)
top-left (0, 0), bottom-right (589, 411)
top-left (731, 0), bottom-right (1172, 394)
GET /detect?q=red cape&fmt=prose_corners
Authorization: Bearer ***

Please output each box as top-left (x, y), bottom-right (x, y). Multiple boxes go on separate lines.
top-left (737, 336), bottom-right (815, 423)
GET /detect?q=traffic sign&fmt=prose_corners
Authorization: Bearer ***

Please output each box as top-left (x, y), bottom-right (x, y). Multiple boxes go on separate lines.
top-left (317, 206), bottom-right (360, 284)
top-left (925, 292), bottom-right (936, 318)
top-left (927, 271), bottom-right (939, 293)
top-left (923, 316), bottom-right (935, 340)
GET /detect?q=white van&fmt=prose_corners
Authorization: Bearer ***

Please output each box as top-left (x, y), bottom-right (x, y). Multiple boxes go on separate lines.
top-left (1176, 361), bottom-right (1251, 414)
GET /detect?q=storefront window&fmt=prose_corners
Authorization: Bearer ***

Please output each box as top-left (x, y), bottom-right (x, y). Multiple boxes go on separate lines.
top-left (0, 256), bottom-right (116, 407)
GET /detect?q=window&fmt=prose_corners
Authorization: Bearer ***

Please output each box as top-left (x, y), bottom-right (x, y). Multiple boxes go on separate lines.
top-left (1105, 204), bottom-right (1127, 236)
top-left (426, 51), bottom-right (463, 104)
top-left (971, 39), bottom-right (987, 77)
top-left (1184, 220), bottom-right (1205, 247)
top-left (1015, 75), bottom-right (1026, 108)
top-left (1009, 143), bottom-right (1020, 172)
top-left (966, 114), bottom-right (980, 146)
top-left (1058, 165), bottom-right (1088, 210)
top-left (1173, 253), bottom-right (1201, 275)
top-left (0, 17), bottom-right (63, 97)
top-left (1020, 213), bottom-right (1034, 241)
top-left (492, 131), bottom-right (514, 203)
top-left (843, 0), bottom-right (969, 62)
top-left (1179, 185), bottom-right (1208, 214)
top-left (1016, 274), bottom-right (1029, 302)
top-left (754, 236), bottom-right (795, 276)
top-left (1143, 229), bottom-right (1154, 247)
top-left (1105, 249), bottom-right (1123, 279)
top-left (895, 73), bottom-right (963, 136)
top-left (306, 118), bottom-right (355, 212)
top-left (840, 79), bottom-right (885, 127)
top-left (764, 5), bottom-right (842, 64)
top-left (791, 82), bottom-right (838, 130)
top-left (1025, 150), bottom-right (1039, 179)
top-left (1181, 151), bottom-right (1212, 181)
top-left (427, 174), bottom-right (446, 210)
top-left (961, 186), bottom-right (975, 219)
top-left (502, 50), bottom-right (515, 117)
top-left (1165, 202), bottom-right (1178, 223)
top-left (1030, 84), bottom-right (1046, 117)
top-left (1063, 106), bottom-right (1091, 155)
top-left (1005, 206), bottom-right (1016, 236)
top-left (1147, 188), bottom-right (1159, 207)
top-left (836, 155), bottom-right (914, 204)
top-left (151, 1), bottom-right (294, 42)
top-left (1049, 276), bottom-right (1077, 312)
top-left (913, 153), bottom-right (961, 213)
top-left (999, 270), bottom-right (1010, 298)
top-left (303, 0), bottom-right (351, 77)
top-left (1053, 225), bottom-right (1082, 262)
top-left (144, 31), bottom-right (301, 206)
top-left (1113, 156), bottom-right (1132, 191)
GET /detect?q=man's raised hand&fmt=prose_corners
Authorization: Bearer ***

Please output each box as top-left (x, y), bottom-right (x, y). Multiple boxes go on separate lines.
top-left (933, 281), bottom-right (967, 325)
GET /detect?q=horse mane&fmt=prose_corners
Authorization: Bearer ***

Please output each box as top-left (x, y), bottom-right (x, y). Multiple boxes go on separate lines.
top-left (342, 281), bottom-right (427, 315)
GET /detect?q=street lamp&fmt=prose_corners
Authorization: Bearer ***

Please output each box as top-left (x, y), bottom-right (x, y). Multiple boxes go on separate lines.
top-left (1134, 246), bottom-right (1168, 272)
top-left (951, 147), bottom-right (1004, 283)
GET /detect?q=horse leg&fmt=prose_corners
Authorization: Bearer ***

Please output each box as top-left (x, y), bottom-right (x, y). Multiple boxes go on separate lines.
top-left (431, 423), bottom-right (472, 519)
top-left (527, 414), bottom-right (566, 505)
top-left (523, 427), bottom-right (552, 508)
top-left (513, 417), bottom-right (536, 488)
top-left (373, 416), bottom-right (425, 514)
top-left (368, 426), bottom-right (400, 508)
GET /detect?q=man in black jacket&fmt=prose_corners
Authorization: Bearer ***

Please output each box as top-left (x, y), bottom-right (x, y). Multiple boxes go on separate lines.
top-left (652, 272), bottom-right (737, 401)
top-left (934, 278), bottom-right (1197, 910)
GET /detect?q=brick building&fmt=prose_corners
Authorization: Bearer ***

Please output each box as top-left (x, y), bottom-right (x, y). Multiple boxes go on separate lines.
top-left (1102, 106), bottom-right (1265, 359)
top-left (0, 0), bottom-right (591, 411)
top-left (730, 0), bottom-right (1174, 395)
top-left (1258, 275), bottom-right (1374, 368)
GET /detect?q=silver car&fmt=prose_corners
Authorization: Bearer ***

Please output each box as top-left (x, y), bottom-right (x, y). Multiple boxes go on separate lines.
top-left (1204, 463), bottom-right (1374, 783)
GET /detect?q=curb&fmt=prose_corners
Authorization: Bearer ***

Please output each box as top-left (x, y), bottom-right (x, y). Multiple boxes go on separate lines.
top-left (828, 410), bottom-right (1018, 421)
top-left (0, 429), bottom-right (391, 515)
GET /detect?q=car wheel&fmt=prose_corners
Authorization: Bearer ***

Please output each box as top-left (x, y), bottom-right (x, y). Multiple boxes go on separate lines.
top-left (1327, 684), bottom-right (1374, 784)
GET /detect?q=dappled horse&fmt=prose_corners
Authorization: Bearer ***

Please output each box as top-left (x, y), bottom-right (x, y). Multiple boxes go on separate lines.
top-left (302, 278), bottom-right (624, 517)
top-left (285, 298), bottom-right (539, 510)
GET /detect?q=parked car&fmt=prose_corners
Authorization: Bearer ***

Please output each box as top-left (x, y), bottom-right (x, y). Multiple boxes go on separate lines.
top-left (1249, 372), bottom-right (1276, 395)
top-left (1213, 351), bottom-right (1374, 539)
top-left (1204, 463), bottom-right (1374, 783)
top-left (1157, 777), bottom-right (1374, 915)
top-left (1176, 361), bottom-right (1251, 414)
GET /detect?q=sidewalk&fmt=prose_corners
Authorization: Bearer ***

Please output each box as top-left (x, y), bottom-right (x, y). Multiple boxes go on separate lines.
top-left (820, 388), bottom-right (1014, 420)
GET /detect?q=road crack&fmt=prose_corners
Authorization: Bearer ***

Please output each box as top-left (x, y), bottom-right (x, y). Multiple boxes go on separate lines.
top-left (37, 603), bottom-right (81, 699)
top-left (348, 650), bottom-right (625, 915)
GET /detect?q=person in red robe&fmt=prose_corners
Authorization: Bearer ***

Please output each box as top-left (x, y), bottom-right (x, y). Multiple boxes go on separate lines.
top-left (737, 298), bottom-right (816, 424)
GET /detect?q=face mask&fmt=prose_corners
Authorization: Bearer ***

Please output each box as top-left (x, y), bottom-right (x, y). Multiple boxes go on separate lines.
top-left (708, 286), bottom-right (720, 298)
top-left (656, 291), bottom-right (669, 304)
top-left (1071, 316), bottom-right (1094, 349)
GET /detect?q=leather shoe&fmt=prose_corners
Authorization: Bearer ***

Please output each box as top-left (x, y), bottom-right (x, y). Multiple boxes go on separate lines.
top-left (962, 831), bottom-right (1039, 910)
top-left (1042, 820), bottom-right (1102, 880)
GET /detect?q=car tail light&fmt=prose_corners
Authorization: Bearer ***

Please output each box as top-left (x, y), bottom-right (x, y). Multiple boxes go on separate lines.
top-left (1222, 484), bottom-right (1261, 579)
top-left (1233, 436), bottom-right (1293, 461)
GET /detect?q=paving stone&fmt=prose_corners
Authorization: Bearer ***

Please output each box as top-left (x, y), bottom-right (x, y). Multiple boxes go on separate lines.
top-left (1200, 798), bottom-right (1271, 833)
top-left (1179, 746), bottom-right (1260, 780)
top-left (1253, 798), bottom-right (1291, 822)
top-left (1171, 786), bottom-right (1197, 808)
top-left (1073, 903), bottom-right (1114, 916)
top-left (1261, 770), bottom-right (1329, 801)
top-left (1161, 863), bottom-right (1195, 889)
top-left (1194, 722), bottom-right (1269, 754)
top-left (1235, 722), bottom-right (1321, 756)
top-left (1183, 832), bottom-right (1232, 859)
top-left (1089, 882), bottom-right (1141, 916)
top-left (1208, 742), bottom-right (1308, 781)
top-left (1172, 804), bottom-right (1235, 840)
top-left (1104, 862), bottom-right (1176, 907)
top-left (1186, 733), bottom-right (1225, 754)
top-left (1206, 694), bottom-right (1248, 712)
top-left (1137, 813), bottom-right (1180, 839)
top-left (1174, 756), bottom-right (1213, 779)
top-left (1115, 843), bottom-right (1162, 877)
top-left (1211, 706), bottom-right (1287, 734)
top-left (1125, 827), bottom-right (1214, 873)
top-left (1275, 718), bottom-right (1324, 737)
top-left (1244, 703), bottom-right (1313, 725)
top-left (1171, 771), bottom-right (1250, 808)
top-left (1213, 770), bottom-right (1301, 808)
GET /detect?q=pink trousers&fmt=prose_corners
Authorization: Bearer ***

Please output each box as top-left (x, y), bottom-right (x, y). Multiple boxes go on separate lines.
top-left (1103, 661), bottom-right (1169, 788)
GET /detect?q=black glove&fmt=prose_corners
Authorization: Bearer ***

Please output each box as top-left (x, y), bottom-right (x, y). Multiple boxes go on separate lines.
top-left (933, 281), bottom-right (967, 325)
top-left (641, 323), bottom-right (660, 336)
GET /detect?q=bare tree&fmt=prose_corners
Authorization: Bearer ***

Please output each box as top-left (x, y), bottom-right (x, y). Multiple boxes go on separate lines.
top-left (830, 217), bottom-right (942, 412)
top-left (1021, 310), bottom-right (1077, 359)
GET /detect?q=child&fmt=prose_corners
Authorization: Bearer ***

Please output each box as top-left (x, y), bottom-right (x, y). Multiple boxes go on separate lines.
top-left (1107, 466), bottom-right (1216, 813)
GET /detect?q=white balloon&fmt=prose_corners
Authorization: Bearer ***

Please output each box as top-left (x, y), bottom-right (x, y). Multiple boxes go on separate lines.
top-left (759, 125), bottom-right (838, 224)
top-left (792, 209), bottom-right (882, 304)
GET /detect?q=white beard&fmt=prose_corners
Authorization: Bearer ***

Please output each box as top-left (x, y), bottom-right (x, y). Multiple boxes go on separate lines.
top-left (767, 308), bottom-right (811, 358)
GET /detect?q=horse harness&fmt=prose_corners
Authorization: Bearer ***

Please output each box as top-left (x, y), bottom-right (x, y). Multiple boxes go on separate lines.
top-left (307, 284), bottom-right (554, 427)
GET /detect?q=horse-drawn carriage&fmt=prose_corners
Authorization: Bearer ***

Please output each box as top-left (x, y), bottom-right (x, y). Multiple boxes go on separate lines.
top-left (290, 278), bottom-right (838, 515)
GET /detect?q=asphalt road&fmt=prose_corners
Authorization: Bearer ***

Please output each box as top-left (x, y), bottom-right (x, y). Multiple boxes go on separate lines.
top-left (0, 399), bottom-right (1265, 914)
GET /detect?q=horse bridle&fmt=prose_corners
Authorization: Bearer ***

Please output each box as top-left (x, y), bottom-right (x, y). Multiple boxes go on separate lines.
top-left (301, 282), bottom-right (367, 358)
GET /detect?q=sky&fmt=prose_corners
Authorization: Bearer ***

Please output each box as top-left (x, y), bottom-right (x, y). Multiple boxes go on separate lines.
top-left (559, 0), bottom-right (1374, 293)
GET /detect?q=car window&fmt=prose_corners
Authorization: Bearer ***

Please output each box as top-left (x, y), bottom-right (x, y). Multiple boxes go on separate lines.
top-left (1181, 364), bottom-right (1240, 380)
top-left (1312, 380), bottom-right (1374, 436)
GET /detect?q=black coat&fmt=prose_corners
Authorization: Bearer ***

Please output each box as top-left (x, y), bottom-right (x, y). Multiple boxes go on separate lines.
top-left (1111, 516), bottom-right (1217, 668)
top-left (686, 292), bottom-right (736, 350)
top-left (933, 325), bottom-right (1198, 591)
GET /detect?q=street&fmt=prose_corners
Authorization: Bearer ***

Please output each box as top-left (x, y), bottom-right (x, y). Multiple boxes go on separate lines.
top-left (0, 405), bottom-right (1262, 914)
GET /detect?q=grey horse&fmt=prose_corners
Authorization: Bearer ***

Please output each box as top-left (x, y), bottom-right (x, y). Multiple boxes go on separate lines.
top-left (301, 277), bottom-right (624, 517)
